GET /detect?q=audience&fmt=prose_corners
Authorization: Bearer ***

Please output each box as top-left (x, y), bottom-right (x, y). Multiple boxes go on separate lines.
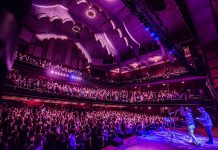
top-left (15, 52), bottom-right (188, 84)
top-left (7, 70), bottom-right (197, 102)
top-left (0, 101), bottom-right (178, 150)
top-left (15, 52), bottom-right (83, 76)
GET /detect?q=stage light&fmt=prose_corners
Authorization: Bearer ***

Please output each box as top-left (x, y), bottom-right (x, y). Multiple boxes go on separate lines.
top-left (162, 83), bottom-right (166, 86)
top-left (148, 107), bottom-right (151, 110)
top-left (181, 81), bottom-right (185, 84)
top-left (72, 25), bottom-right (80, 33)
top-left (155, 37), bottom-right (159, 41)
top-left (86, 8), bottom-right (96, 19)
top-left (51, 70), bottom-right (54, 74)
top-left (150, 32), bottom-right (155, 37)
top-left (169, 49), bottom-right (175, 55)
top-left (145, 27), bottom-right (150, 31)
top-left (147, 85), bottom-right (150, 88)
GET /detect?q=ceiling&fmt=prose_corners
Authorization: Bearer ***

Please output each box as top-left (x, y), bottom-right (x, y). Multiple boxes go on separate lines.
top-left (23, 0), bottom-right (218, 71)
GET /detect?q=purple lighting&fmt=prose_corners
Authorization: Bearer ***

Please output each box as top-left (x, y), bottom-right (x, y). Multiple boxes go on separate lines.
top-left (145, 27), bottom-right (150, 31)
top-left (71, 75), bottom-right (76, 79)
top-left (51, 70), bottom-right (77, 79)
top-left (150, 32), bottom-right (155, 37)
top-left (169, 49), bottom-right (175, 55)
top-left (155, 37), bottom-right (159, 41)
top-left (70, 74), bottom-right (82, 80)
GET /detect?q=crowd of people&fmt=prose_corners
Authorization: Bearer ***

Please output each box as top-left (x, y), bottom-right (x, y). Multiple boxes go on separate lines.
top-left (0, 101), bottom-right (179, 150)
top-left (15, 52), bottom-right (189, 85)
top-left (15, 52), bottom-right (84, 76)
top-left (122, 66), bottom-right (188, 84)
top-left (7, 70), bottom-right (196, 102)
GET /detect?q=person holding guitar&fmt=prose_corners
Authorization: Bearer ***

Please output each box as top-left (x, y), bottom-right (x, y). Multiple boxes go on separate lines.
top-left (180, 106), bottom-right (200, 146)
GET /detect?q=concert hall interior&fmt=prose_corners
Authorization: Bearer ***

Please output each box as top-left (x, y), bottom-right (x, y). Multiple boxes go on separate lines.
top-left (1, 0), bottom-right (218, 150)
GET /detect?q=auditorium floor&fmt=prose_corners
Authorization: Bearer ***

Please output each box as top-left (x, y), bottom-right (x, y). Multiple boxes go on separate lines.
top-left (102, 129), bottom-right (218, 150)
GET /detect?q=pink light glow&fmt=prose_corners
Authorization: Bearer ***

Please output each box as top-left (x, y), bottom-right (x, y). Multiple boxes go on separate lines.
top-left (75, 42), bottom-right (91, 63)
top-left (124, 37), bottom-right (129, 46)
top-left (117, 28), bottom-right (123, 38)
top-left (123, 21), bottom-right (140, 47)
top-left (76, 0), bottom-right (87, 4)
top-left (95, 33), bottom-right (118, 56)
top-left (72, 26), bottom-right (81, 33)
top-left (36, 33), bottom-right (68, 41)
top-left (110, 20), bottom-right (116, 29)
top-left (86, 8), bottom-right (96, 19)
top-left (148, 55), bottom-right (162, 63)
top-left (33, 4), bottom-right (75, 24)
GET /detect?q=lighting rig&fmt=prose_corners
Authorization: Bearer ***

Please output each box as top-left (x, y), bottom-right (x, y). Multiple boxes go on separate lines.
top-left (121, 0), bottom-right (196, 73)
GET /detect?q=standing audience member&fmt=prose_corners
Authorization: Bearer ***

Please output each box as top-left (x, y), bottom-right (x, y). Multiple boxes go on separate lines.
top-left (69, 129), bottom-right (77, 150)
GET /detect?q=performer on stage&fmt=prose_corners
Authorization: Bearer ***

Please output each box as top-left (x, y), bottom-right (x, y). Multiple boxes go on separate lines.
top-left (196, 107), bottom-right (213, 144)
top-left (179, 106), bottom-right (200, 146)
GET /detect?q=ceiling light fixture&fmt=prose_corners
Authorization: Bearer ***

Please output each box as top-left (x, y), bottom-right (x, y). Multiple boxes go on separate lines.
top-left (72, 26), bottom-right (81, 33)
top-left (86, 8), bottom-right (96, 19)
top-left (117, 28), bottom-right (122, 38)
top-left (124, 37), bottom-right (129, 46)
top-left (76, 0), bottom-right (87, 4)
top-left (110, 20), bottom-right (116, 29)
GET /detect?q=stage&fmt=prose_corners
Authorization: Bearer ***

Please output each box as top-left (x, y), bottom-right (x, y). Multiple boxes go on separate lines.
top-left (102, 130), bottom-right (218, 150)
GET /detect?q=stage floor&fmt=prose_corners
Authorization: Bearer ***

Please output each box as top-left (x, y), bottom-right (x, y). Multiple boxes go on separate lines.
top-left (102, 131), bottom-right (218, 150)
